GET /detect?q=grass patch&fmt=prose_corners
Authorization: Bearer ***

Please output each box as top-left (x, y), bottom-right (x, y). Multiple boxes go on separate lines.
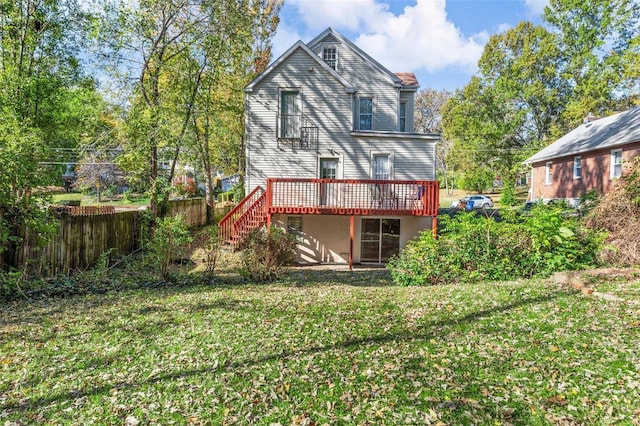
top-left (1, 267), bottom-right (639, 424)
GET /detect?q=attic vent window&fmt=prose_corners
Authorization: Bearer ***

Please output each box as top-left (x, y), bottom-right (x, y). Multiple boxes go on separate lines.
top-left (323, 47), bottom-right (337, 70)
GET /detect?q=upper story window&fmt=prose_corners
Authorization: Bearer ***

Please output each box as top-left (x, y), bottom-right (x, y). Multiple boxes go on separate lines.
top-left (359, 97), bottom-right (373, 130)
top-left (322, 47), bottom-right (337, 70)
top-left (280, 90), bottom-right (300, 139)
top-left (611, 149), bottom-right (622, 179)
top-left (545, 161), bottom-right (553, 185)
top-left (399, 102), bottom-right (407, 132)
top-left (573, 156), bottom-right (581, 179)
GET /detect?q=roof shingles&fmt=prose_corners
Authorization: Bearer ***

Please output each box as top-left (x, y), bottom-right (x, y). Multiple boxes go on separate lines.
top-left (524, 107), bottom-right (640, 164)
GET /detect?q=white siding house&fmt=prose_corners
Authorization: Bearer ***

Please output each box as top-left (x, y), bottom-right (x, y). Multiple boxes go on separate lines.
top-left (220, 28), bottom-right (440, 267)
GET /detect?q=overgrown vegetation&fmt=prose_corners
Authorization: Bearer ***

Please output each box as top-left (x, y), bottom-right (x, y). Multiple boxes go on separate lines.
top-left (240, 226), bottom-right (296, 283)
top-left (147, 215), bottom-right (193, 279)
top-left (388, 207), bottom-right (604, 286)
top-left (585, 156), bottom-right (640, 265)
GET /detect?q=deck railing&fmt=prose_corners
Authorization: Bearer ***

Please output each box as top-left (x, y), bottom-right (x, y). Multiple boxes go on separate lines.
top-left (266, 178), bottom-right (439, 216)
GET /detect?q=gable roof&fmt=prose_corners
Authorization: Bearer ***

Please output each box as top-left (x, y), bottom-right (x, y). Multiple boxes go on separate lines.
top-left (245, 40), bottom-right (356, 93)
top-left (524, 107), bottom-right (640, 164)
top-left (307, 27), bottom-right (407, 88)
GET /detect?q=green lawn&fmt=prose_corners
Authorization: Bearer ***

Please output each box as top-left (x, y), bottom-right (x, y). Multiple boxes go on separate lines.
top-left (1, 268), bottom-right (639, 424)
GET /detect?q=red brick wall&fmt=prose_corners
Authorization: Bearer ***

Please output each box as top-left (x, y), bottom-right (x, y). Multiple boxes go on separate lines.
top-left (530, 142), bottom-right (640, 200)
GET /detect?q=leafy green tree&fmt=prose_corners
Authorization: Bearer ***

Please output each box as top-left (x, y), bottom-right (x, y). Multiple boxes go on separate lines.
top-left (0, 112), bottom-right (52, 267)
top-left (414, 89), bottom-right (455, 193)
top-left (443, 1), bottom-right (640, 190)
top-left (544, 0), bottom-right (640, 130)
top-left (0, 0), bottom-right (98, 268)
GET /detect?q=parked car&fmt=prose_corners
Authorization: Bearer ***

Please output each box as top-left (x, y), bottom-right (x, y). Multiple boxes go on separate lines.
top-left (450, 195), bottom-right (494, 209)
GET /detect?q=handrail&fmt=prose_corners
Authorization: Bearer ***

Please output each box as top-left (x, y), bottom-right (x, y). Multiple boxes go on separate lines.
top-left (218, 186), bottom-right (265, 244)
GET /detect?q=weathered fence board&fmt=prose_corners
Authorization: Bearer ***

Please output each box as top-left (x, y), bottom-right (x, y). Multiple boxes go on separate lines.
top-left (16, 210), bottom-right (140, 275)
top-left (167, 198), bottom-right (207, 228)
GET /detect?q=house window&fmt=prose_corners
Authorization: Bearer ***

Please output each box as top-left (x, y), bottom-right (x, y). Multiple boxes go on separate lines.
top-left (280, 90), bottom-right (300, 138)
top-left (573, 156), bottom-right (581, 179)
top-left (359, 97), bottom-right (373, 130)
top-left (373, 154), bottom-right (391, 180)
top-left (322, 47), bottom-right (337, 70)
top-left (287, 216), bottom-right (303, 241)
top-left (611, 149), bottom-right (622, 179)
top-left (545, 161), bottom-right (553, 185)
top-left (399, 101), bottom-right (407, 132)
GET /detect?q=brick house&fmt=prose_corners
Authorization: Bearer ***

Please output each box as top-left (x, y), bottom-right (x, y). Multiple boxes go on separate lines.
top-left (524, 107), bottom-right (640, 205)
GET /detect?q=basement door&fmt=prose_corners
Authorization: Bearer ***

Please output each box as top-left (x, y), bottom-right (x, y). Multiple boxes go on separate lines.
top-left (360, 218), bottom-right (400, 263)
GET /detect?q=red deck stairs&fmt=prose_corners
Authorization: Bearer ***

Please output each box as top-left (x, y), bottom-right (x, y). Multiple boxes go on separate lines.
top-left (218, 186), bottom-right (267, 249)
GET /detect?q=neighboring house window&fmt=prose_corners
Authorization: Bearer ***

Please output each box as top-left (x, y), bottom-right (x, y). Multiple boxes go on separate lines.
top-left (322, 47), bottom-right (337, 70)
top-left (573, 156), bottom-right (581, 179)
top-left (611, 149), bottom-right (623, 179)
top-left (545, 161), bottom-right (553, 185)
top-left (399, 101), bottom-right (407, 132)
top-left (359, 97), bottom-right (373, 130)
top-left (373, 154), bottom-right (391, 180)
top-left (280, 90), bottom-right (300, 138)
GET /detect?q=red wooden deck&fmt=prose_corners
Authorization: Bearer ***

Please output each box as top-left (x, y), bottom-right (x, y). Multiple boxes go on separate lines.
top-left (265, 178), bottom-right (439, 217)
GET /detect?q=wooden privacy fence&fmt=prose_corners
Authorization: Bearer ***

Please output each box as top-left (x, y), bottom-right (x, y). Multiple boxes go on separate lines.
top-left (6, 198), bottom-right (224, 275)
top-left (16, 210), bottom-right (141, 275)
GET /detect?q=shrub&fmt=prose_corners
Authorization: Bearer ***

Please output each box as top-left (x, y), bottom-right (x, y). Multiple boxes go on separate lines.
top-left (499, 185), bottom-right (519, 206)
top-left (240, 226), bottom-right (296, 283)
top-left (147, 214), bottom-right (193, 279)
top-left (585, 156), bottom-right (640, 265)
top-left (202, 225), bottom-right (220, 276)
top-left (388, 206), bottom-right (604, 286)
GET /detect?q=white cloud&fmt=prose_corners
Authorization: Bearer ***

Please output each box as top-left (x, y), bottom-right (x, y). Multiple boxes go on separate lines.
top-left (276, 0), bottom-right (485, 75)
top-left (353, 0), bottom-right (485, 73)
top-left (523, 0), bottom-right (548, 16)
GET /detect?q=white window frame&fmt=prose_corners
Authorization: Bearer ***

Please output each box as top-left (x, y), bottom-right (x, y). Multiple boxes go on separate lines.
top-left (573, 156), bottom-right (581, 179)
top-left (399, 101), bottom-right (407, 132)
top-left (611, 149), bottom-right (622, 179)
top-left (322, 46), bottom-right (337, 70)
top-left (358, 96), bottom-right (374, 131)
top-left (545, 161), bottom-right (553, 185)
top-left (370, 152), bottom-right (394, 180)
top-left (279, 89), bottom-right (300, 139)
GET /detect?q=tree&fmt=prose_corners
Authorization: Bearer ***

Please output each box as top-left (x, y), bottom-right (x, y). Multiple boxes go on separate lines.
top-left (96, 0), bottom-right (282, 219)
top-left (0, 0), bottom-right (94, 268)
top-left (442, 1), bottom-right (640, 191)
top-left (544, 0), bottom-right (640, 130)
top-left (414, 88), bottom-right (455, 193)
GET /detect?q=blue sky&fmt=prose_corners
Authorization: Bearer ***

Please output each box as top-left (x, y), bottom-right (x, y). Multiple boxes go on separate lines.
top-left (271, 0), bottom-right (549, 92)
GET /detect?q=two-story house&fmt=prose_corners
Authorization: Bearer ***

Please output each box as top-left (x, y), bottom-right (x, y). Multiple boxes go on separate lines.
top-left (219, 28), bottom-right (440, 268)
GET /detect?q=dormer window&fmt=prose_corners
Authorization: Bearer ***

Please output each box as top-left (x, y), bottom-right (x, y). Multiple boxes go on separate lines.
top-left (322, 47), bottom-right (337, 70)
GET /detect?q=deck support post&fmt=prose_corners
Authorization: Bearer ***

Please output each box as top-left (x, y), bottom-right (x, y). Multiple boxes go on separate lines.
top-left (432, 216), bottom-right (437, 239)
top-left (349, 215), bottom-right (354, 271)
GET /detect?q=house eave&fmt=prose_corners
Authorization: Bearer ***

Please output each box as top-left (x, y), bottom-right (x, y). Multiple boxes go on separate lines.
top-left (245, 40), bottom-right (356, 93)
top-left (523, 139), bottom-right (640, 165)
